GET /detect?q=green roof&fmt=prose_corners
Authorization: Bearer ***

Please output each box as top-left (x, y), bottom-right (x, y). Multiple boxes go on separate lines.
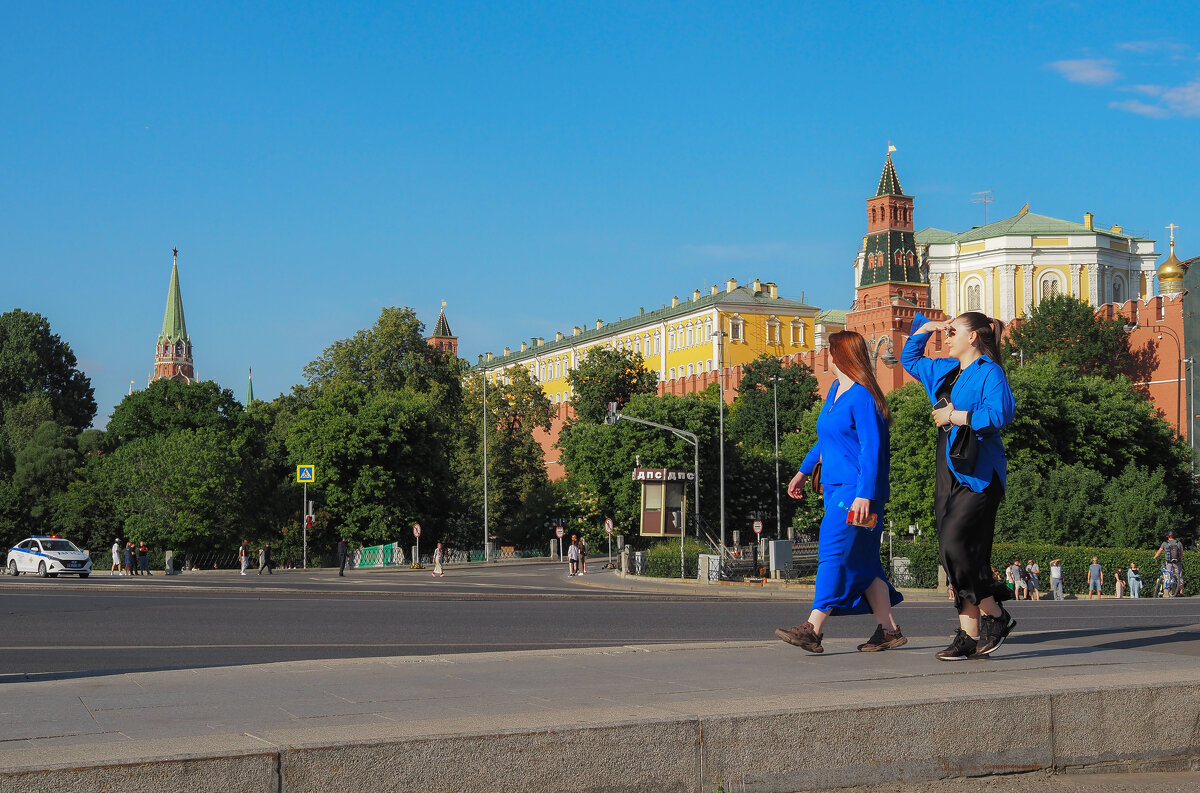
top-left (477, 285), bottom-right (817, 369)
top-left (817, 309), bottom-right (846, 325)
top-left (158, 253), bottom-right (189, 345)
top-left (915, 212), bottom-right (1150, 245)
top-left (432, 307), bottom-right (454, 338)
top-left (245, 368), bottom-right (254, 405)
top-left (877, 154), bottom-right (905, 197)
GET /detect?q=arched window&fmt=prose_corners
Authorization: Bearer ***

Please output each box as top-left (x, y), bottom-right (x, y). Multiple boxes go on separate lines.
top-left (669, 367), bottom-right (676, 379)
top-left (686, 326), bottom-right (694, 347)
top-left (634, 338), bottom-right (640, 355)
top-left (687, 363), bottom-right (695, 376)
top-left (175, 342), bottom-right (183, 356)
top-left (965, 282), bottom-right (982, 312)
top-left (668, 328), bottom-right (675, 351)
top-left (729, 316), bottom-right (744, 342)
top-left (1040, 275), bottom-right (1061, 301)
top-left (766, 316), bottom-right (780, 345)
top-left (791, 320), bottom-right (805, 346)
top-left (1112, 277), bottom-right (1124, 305)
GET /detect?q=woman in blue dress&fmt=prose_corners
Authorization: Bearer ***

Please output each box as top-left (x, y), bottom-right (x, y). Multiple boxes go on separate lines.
top-left (775, 331), bottom-right (905, 654)
top-left (902, 311), bottom-right (1016, 660)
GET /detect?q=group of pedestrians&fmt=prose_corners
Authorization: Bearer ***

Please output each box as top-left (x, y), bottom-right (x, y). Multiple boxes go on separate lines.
top-left (109, 539), bottom-right (152, 576)
top-left (776, 310), bottom-right (1017, 661)
top-left (237, 539), bottom-right (273, 575)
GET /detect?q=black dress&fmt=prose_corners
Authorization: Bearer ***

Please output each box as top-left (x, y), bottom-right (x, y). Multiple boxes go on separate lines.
top-left (934, 369), bottom-right (1010, 612)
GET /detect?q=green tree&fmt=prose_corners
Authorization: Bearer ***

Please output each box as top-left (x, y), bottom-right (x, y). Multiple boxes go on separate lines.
top-left (105, 379), bottom-right (244, 449)
top-left (566, 346), bottom-right (658, 425)
top-left (302, 306), bottom-right (463, 408)
top-left (879, 382), bottom-right (938, 537)
top-left (0, 309), bottom-right (96, 431)
top-left (287, 382), bottom-right (450, 547)
top-left (728, 355), bottom-right (819, 453)
top-left (102, 427), bottom-right (249, 552)
top-left (10, 421), bottom-right (80, 534)
top-left (559, 389), bottom-right (719, 537)
top-left (1005, 294), bottom-right (1135, 378)
top-left (450, 367), bottom-right (554, 546)
top-left (779, 403), bottom-right (823, 534)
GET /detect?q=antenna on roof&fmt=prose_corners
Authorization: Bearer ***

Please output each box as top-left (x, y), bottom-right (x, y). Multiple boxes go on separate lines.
top-left (970, 190), bottom-right (993, 224)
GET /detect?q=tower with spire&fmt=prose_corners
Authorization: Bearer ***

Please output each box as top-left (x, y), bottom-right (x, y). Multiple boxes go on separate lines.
top-left (151, 248), bottom-right (195, 384)
top-left (846, 148), bottom-right (944, 389)
top-left (427, 300), bottom-right (458, 356)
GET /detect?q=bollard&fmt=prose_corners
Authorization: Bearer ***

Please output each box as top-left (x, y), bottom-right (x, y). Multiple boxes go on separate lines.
top-left (620, 547), bottom-right (630, 577)
top-left (164, 549), bottom-right (175, 575)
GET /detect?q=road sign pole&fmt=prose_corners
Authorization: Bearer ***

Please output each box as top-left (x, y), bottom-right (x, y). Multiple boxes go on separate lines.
top-left (302, 482), bottom-right (307, 570)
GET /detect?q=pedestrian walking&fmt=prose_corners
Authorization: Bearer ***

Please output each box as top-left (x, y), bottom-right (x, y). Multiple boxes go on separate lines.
top-left (1087, 557), bottom-right (1103, 599)
top-left (1127, 562), bottom-right (1142, 598)
top-left (138, 542), bottom-right (151, 575)
top-left (123, 542), bottom-right (134, 576)
top-left (337, 537), bottom-right (348, 576)
top-left (579, 536), bottom-right (588, 575)
top-left (239, 540), bottom-right (250, 575)
top-left (777, 330), bottom-right (904, 654)
top-left (1049, 558), bottom-right (1064, 601)
top-left (1026, 559), bottom-right (1041, 600)
top-left (259, 543), bottom-right (273, 574)
top-left (902, 311), bottom-right (1016, 660)
top-left (567, 536), bottom-right (580, 576)
top-left (432, 542), bottom-right (445, 577)
top-left (111, 539), bottom-right (122, 576)
top-left (1114, 566), bottom-right (1125, 598)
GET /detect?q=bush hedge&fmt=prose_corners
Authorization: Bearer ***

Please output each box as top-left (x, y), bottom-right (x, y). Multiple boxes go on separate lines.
top-left (643, 537), bottom-right (708, 578)
top-left (884, 538), bottom-right (1196, 596)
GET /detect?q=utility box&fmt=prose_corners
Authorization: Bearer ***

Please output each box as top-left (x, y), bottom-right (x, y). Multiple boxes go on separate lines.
top-left (768, 540), bottom-right (793, 574)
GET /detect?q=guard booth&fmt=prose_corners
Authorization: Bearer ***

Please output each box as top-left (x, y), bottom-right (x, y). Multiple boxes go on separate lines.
top-left (632, 467), bottom-right (693, 536)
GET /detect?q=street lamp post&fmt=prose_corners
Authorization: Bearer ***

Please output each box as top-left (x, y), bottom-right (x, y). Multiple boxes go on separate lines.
top-left (482, 367), bottom-right (490, 562)
top-left (712, 328), bottom-right (728, 550)
top-left (770, 374), bottom-right (782, 539)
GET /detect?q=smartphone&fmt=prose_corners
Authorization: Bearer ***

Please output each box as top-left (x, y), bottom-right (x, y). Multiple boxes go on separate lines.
top-left (846, 511), bottom-right (878, 529)
top-left (933, 397), bottom-right (949, 410)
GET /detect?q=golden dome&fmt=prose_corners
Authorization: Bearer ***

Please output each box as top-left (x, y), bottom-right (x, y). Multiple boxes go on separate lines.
top-left (1158, 244), bottom-right (1184, 281)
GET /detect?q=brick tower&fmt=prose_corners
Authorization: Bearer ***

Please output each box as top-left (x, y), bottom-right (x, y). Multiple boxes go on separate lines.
top-left (846, 150), bottom-right (944, 389)
top-left (427, 300), bottom-right (458, 356)
top-left (151, 248), bottom-right (195, 384)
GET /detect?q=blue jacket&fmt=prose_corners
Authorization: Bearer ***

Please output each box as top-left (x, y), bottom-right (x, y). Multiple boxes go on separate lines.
top-left (799, 381), bottom-right (889, 504)
top-left (901, 312), bottom-right (1015, 491)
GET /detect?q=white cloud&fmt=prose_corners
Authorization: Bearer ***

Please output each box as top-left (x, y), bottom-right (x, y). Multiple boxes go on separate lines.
top-left (1116, 40), bottom-right (1186, 54)
top-left (1109, 98), bottom-right (1170, 118)
top-left (1048, 58), bottom-right (1119, 85)
top-left (1128, 84), bottom-right (1165, 96)
top-left (1162, 79), bottom-right (1200, 116)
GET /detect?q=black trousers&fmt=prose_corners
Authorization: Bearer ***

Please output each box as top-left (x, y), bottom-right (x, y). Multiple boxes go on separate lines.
top-left (935, 441), bottom-right (1010, 613)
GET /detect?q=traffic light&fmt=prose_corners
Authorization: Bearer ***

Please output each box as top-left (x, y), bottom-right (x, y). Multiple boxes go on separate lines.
top-left (305, 515), bottom-right (313, 530)
top-left (606, 401), bottom-right (619, 425)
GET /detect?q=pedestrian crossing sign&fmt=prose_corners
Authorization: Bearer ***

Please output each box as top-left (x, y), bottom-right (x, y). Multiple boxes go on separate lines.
top-left (296, 465), bottom-right (316, 483)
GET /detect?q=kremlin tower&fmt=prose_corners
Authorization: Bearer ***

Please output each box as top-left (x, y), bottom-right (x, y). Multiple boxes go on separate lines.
top-left (150, 248), bottom-right (195, 384)
top-left (427, 300), bottom-right (458, 356)
top-left (846, 149), bottom-right (944, 389)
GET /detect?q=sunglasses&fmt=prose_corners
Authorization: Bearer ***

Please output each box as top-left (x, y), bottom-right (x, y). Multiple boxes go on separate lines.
top-left (945, 327), bottom-right (957, 337)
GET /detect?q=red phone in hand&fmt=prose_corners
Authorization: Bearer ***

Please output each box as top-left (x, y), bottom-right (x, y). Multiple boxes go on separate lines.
top-left (846, 511), bottom-right (877, 528)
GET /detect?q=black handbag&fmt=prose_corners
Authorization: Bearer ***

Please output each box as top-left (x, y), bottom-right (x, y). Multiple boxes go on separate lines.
top-left (949, 426), bottom-right (978, 474)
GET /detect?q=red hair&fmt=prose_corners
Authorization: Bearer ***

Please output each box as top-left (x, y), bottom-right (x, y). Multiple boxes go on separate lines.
top-left (828, 331), bottom-right (891, 424)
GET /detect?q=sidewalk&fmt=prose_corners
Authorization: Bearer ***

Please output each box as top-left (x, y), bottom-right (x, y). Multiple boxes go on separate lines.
top-left (2, 628), bottom-right (1197, 792)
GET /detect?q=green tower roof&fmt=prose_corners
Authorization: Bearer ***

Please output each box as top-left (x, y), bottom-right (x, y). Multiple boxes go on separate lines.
top-left (246, 367), bottom-right (254, 405)
top-left (877, 153), bottom-right (904, 197)
top-left (158, 250), bottom-right (190, 345)
top-left (432, 305), bottom-right (454, 338)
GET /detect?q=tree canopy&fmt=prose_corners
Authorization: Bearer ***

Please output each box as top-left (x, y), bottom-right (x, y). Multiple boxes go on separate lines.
top-left (1005, 294), bottom-right (1138, 379)
top-left (566, 347), bottom-right (658, 424)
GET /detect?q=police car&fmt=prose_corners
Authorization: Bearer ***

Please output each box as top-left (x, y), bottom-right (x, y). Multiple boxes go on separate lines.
top-left (7, 535), bottom-right (92, 578)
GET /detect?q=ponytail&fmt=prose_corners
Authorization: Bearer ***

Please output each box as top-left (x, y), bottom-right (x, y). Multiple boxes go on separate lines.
top-left (957, 312), bottom-right (1004, 362)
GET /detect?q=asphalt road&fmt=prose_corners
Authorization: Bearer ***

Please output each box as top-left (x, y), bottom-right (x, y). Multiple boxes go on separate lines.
top-left (1, 562), bottom-right (1197, 678)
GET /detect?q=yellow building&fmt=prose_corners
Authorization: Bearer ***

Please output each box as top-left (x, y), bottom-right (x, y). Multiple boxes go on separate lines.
top-left (909, 207), bottom-right (1160, 322)
top-left (476, 278), bottom-right (822, 400)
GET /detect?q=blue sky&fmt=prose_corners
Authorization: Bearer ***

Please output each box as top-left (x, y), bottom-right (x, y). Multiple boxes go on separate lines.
top-left (4, 1), bottom-right (1198, 427)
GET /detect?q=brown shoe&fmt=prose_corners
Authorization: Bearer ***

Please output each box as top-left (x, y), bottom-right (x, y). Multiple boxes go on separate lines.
top-left (774, 622), bottom-right (823, 653)
top-left (857, 624), bottom-right (908, 652)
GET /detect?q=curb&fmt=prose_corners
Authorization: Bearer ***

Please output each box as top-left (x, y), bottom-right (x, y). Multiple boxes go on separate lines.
top-left (4, 669), bottom-right (1197, 792)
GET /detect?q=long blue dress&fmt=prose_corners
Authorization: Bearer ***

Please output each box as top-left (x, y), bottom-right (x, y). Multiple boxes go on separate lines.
top-left (799, 382), bottom-right (901, 616)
